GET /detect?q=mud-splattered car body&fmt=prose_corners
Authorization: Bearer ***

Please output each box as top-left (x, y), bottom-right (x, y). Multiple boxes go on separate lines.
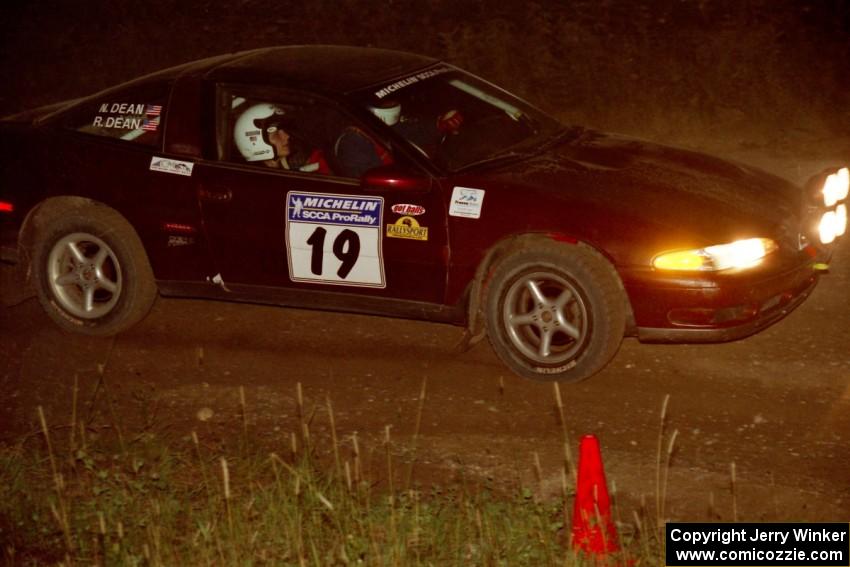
top-left (0, 46), bottom-right (845, 381)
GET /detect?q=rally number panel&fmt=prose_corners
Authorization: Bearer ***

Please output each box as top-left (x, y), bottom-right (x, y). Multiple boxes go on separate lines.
top-left (285, 191), bottom-right (385, 288)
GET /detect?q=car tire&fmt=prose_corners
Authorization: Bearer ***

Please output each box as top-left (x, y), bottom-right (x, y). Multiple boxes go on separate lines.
top-left (484, 241), bottom-right (626, 382)
top-left (32, 202), bottom-right (157, 336)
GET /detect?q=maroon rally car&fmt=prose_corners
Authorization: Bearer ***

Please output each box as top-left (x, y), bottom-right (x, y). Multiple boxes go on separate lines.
top-left (0, 46), bottom-right (846, 381)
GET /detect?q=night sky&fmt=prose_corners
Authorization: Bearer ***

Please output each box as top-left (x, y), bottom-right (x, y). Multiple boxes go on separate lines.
top-left (2, 0), bottom-right (850, 146)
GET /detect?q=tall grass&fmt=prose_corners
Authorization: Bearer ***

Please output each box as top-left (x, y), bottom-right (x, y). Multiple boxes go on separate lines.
top-left (0, 382), bottom-right (660, 566)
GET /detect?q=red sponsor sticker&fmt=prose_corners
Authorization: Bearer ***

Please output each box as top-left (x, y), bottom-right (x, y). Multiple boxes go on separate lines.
top-left (391, 203), bottom-right (425, 216)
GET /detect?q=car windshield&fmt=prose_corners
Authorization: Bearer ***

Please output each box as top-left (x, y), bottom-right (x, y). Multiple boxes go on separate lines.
top-left (350, 66), bottom-right (562, 172)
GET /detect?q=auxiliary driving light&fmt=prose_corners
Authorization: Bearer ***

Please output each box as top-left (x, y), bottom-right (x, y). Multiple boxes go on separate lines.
top-left (823, 167), bottom-right (849, 207)
top-left (819, 204), bottom-right (847, 244)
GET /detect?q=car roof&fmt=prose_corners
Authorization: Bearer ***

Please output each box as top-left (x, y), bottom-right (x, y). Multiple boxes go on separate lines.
top-left (202, 45), bottom-right (440, 95)
top-left (30, 46), bottom-right (438, 125)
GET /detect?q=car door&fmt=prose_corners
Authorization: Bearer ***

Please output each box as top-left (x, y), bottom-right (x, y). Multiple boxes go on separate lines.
top-left (195, 88), bottom-right (448, 305)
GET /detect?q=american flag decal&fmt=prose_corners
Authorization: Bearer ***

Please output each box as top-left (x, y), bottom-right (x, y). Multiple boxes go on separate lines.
top-left (145, 104), bottom-right (162, 116)
top-left (142, 116), bottom-right (160, 131)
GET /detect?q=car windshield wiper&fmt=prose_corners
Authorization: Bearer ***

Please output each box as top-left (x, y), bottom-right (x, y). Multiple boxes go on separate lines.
top-left (453, 127), bottom-right (584, 173)
top-left (453, 150), bottom-right (532, 173)
top-left (536, 125), bottom-right (586, 151)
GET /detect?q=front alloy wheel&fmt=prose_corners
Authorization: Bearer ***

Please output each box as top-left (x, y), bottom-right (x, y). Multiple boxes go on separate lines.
top-left (502, 271), bottom-right (589, 366)
top-left (485, 241), bottom-right (626, 382)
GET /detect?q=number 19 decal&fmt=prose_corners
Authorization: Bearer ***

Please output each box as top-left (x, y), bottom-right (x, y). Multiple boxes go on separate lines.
top-left (285, 192), bottom-right (385, 288)
top-left (306, 227), bottom-right (360, 279)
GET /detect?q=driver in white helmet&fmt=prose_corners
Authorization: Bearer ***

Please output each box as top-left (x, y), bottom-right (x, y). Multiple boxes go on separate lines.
top-left (233, 103), bottom-right (329, 174)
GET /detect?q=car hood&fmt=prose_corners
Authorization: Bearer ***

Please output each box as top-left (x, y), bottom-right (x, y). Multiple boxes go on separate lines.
top-left (495, 128), bottom-right (804, 248)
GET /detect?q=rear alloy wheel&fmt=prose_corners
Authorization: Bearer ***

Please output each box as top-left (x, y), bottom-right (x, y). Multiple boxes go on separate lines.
top-left (485, 242), bottom-right (626, 382)
top-left (47, 232), bottom-right (122, 319)
top-left (33, 203), bottom-right (157, 336)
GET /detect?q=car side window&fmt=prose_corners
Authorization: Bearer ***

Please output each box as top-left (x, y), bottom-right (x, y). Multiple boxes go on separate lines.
top-left (220, 90), bottom-right (396, 180)
top-left (226, 93), bottom-right (368, 178)
top-left (60, 81), bottom-right (170, 147)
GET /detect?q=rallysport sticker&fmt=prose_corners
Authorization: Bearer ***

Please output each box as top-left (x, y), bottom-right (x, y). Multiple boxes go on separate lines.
top-left (149, 157), bottom-right (194, 176)
top-left (285, 192), bottom-right (385, 288)
top-left (386, 216), bottom-right (428, 241)
top-left (449, 186), bottom-right (485, 219)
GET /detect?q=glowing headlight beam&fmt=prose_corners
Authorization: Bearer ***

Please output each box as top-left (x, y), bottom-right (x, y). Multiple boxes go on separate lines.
top-left (837, 204), bottom-right (847, 237)
top-left (653, 238), bottom-right (777, 272)
top-left (819, 204), bottom-right (847, 244)
top-left (820, 211), bottom-right (838, 244)
top-left (705, 239), bottom-right (771, 269)
top-left (823, 167), bottom-right (849, 207)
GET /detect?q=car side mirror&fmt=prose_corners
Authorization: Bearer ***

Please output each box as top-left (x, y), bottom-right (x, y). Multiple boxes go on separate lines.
top-left (361, 165), bottom-right (431, 193)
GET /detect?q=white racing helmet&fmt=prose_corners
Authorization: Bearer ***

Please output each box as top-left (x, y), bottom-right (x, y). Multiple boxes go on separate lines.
top-left (234, 103), bottom-right (288, 161)
top-left (369, 100), bottom-right (401, 126)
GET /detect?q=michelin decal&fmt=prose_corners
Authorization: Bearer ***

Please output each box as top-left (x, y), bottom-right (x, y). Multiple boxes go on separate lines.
top-left (374, 66), bottom-right (451, 99)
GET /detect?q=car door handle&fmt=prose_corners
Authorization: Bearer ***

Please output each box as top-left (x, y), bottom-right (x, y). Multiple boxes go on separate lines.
top-left (198, 185), bottom-right (233, 202)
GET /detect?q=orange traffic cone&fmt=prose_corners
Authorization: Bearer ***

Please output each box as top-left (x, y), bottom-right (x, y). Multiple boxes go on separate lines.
top-left (571, 434), bottom-right (620, 557)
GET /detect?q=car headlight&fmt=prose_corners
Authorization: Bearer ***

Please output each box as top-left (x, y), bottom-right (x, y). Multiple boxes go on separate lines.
top-left (814, 167), bottom-right (848, 244)
top-left (653, 238), bottom-right (778, 271)
top-left (823, 167), bottom-right (849, 207)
